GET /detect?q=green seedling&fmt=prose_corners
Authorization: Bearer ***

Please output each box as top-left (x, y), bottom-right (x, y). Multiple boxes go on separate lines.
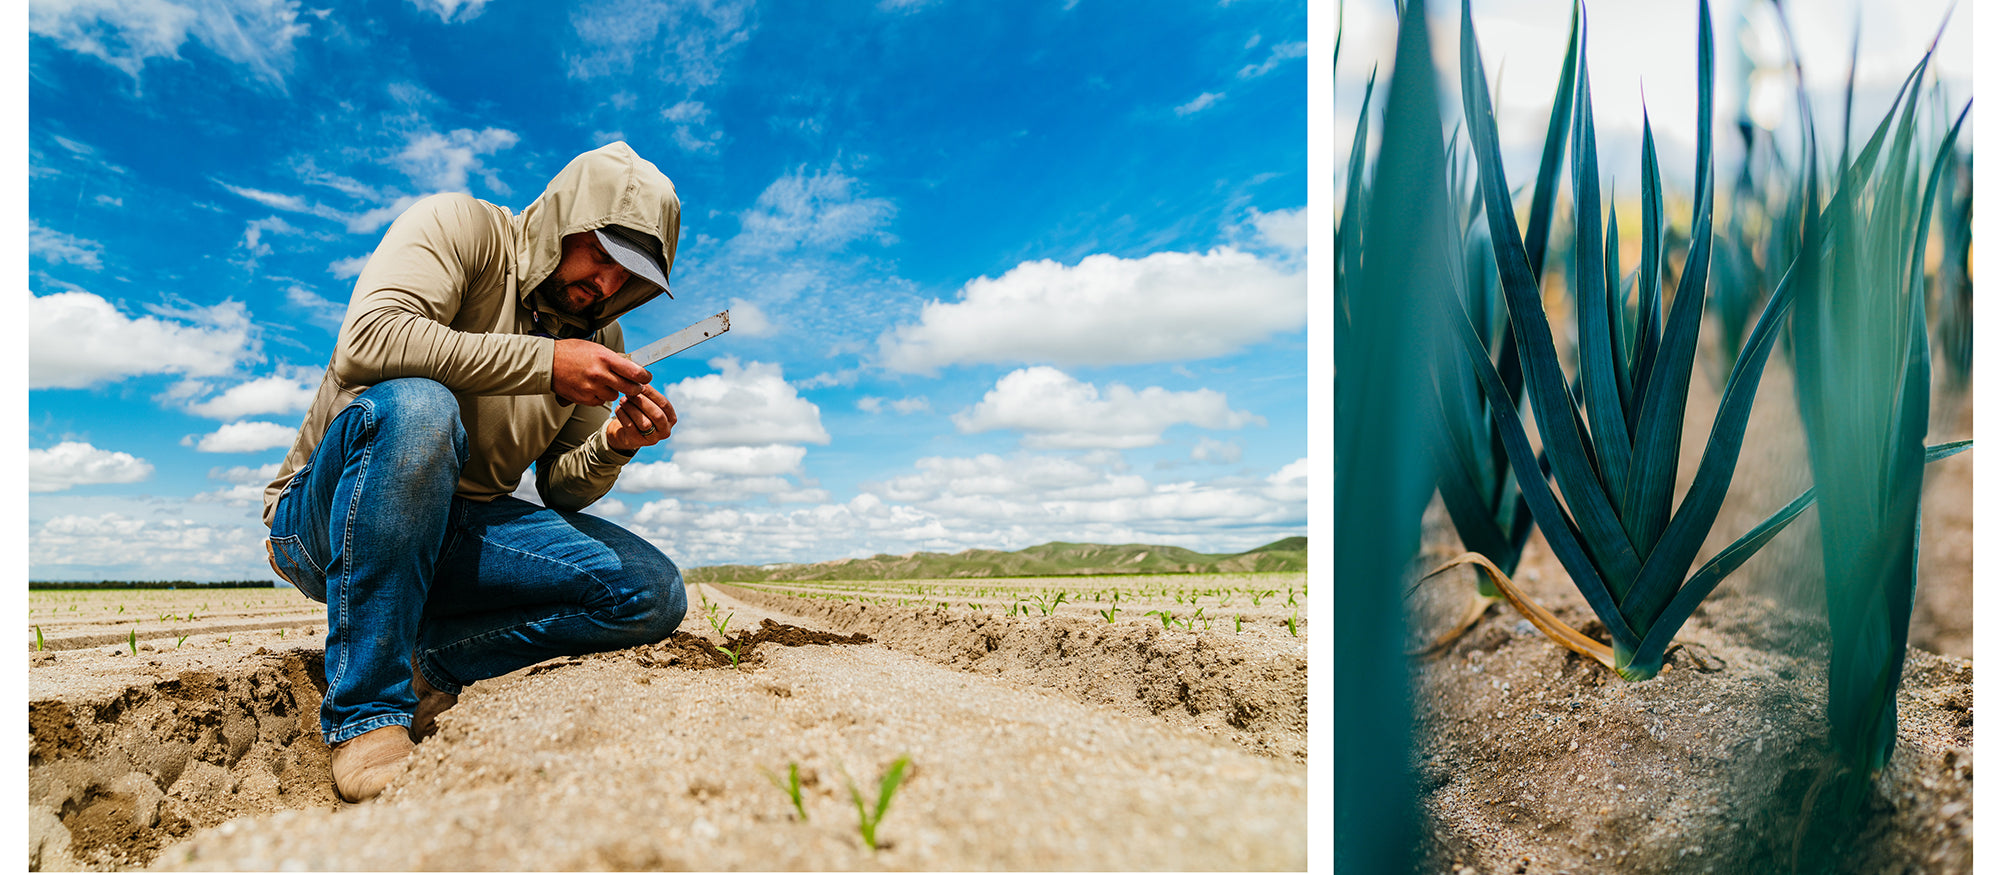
top-left (1031, 591), bottom-right (1068, 616)
top-left (1144, 609), bottom-right (1174, 630)
top-left (1098, 605), bottom-right (1118, 624)
top-left (1195, 607), bottom-right (1209, 631)
top-left (709, 611), bottom-right (733, 639)
top-left (1287, 587), bottom-right (1297, 607)
top-left (764, 762), bottom-right (808, 821)
top-left (127, 630), bottom-right (137, 656)
top-left (1234, 615), bottom-right (1244, 634)
top-left (1285, 613), bottom-right (1299, 637)
top-left (34, 625), bottom-right (45, 651)
top-left (719, 645), bottom-right (741, 670)
top-left (846, 756), bottom-right (911, 852)
top-left (176, 634), bottom-right (189, 649)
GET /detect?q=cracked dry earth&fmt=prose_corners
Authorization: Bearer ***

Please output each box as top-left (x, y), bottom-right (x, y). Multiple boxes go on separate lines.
top-left (28, 580), bottom-right (1308, 871)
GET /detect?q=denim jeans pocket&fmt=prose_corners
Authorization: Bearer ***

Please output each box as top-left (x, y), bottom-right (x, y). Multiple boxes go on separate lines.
top-left (269, 534), bottom-right (328, 602)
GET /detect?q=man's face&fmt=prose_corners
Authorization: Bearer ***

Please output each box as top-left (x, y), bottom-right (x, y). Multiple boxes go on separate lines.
top-left (544, 232), bottom-right (633, 316)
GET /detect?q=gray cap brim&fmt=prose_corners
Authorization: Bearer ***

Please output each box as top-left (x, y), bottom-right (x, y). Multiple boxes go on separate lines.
top-left (595, 227), bottom-right (673, 299)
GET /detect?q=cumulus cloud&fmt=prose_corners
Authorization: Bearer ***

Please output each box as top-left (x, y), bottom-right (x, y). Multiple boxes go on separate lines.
top-left (725, 298), bottom-right (776, 336)
top-left (858, 396), bottom-right (929, 415)
top-left (32, 512), bottom-right (265, 573)
top-left (406, 0), bottom-right (490, 22)
top-left (395, 128), bottom-right (520, 193)
top-left (210, 462), bottom-right (281, 484)
top-left (567, 0), bottom-right (753, 91)
top-left (30, 292), bottom-right (258, 389)
top-left (328, 255), bottom-right (369, 279)
top-left (287, 285), bottom-right (348, 328)
top-left (29, 442), bottom-right (154, 492)
top-left (189, 421), bottom-right (296, 453)
top-left (29, 222), bottom-right (105, 269)
top-left (28, 0), bottom-right (310, 89)
top-left (671, 444), bottom-right (808, 477)
top-left (731, 165), bottom-right (895, 256)
top-left (661, 100), bottom-right (722, 155)
top-left (1245, 206), bottom-right (1306, 253)
top-left (1175, 92), bottom-right (1223, 116)
top-left (877, 248), bottom-right (1303, 373)
top-left (953, 367), bottom-right (1262, 449)
top-left (664, 358), bottom-right (830, 448)
top-left (590, 498), bottom-right (629, 517)
top-left (1238, 40), bottom-right (1305, 79)
top-left (1192, 437), bottom-right (1244, 464)
top-left (183, 368), bottom-right (321, 419)
top-left (612, 452), bottom-right (1305, 568)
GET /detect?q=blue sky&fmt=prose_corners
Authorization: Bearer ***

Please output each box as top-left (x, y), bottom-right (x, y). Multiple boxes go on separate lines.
top-left (26, 0), bottom-right (1307, 580)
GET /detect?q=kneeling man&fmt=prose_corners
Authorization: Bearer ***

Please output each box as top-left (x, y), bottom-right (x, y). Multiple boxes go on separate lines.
top-left (263, 142), bottom-right (687, 801)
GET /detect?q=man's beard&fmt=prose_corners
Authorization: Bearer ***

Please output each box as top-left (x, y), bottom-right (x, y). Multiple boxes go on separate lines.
top-left (534, 272), bottom-right (596, 317)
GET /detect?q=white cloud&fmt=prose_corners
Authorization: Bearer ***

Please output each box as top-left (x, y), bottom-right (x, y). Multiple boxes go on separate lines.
top-left (238, 215), bottom-right (300, 261)
top-left (725, 298), bottom-right (775, 336)
top-left (328, 256), bottom-right (368, 279)
top-left (190, 421), bottom-right (296, 453)
top-left (396, 128), bottom-right (520, 193)
top-left (953, 367), bottom-right (1263, 449)
top-left (1238, 40), bottom-right (1305, 79)
top-left (731, 165), bottom-right (895, 256)
top-left (671, 444), bottom-right (808, 477)
top-left (288, 285), bottom-right (348, 328)
top-left (1175, 92), bottom-right (1223, 116)
top-left (610, 451), bottom-right (1305, 568)
top-left (590, 498), bottom-right (629, 517)
top-left (347, 195), bottom-right (424, 234)
top-left (405, 0), bottom-right (490, 23)
top-left (1246, 206), bottom-right (1306, 253)
top-left (184, 369), bottom-right (321, 419)
top-left (1192, 437), bottom-right (1243, 464)
top-left (191, 483), bottom-right (266, 505)
top-left (209, 462), bottom-right (281, 484)
top-left (29, 222), bottom-right (105, 269)
top-left (567, 0), bottom-right (754, 91)
top-left (664, 358), bottom-right (830, 448)
top-left (1265, 457), bottom-right (1306, 504)
top-left (858, 396), bottom-right (930, 415)
top-left (877, 247), bottom-right (1303, 373)
top-left (218, 182), bottom-right (312, 212)
top-left (29, 442), bottom-right (154, 492)
top-left (662, 100), bottom-right (722, 155)
top-left (32, 512), bottom-right (265, 573)
top-left (30, 292), bottom-right (258, 389)
top-left (28, 0), bottom-right (310, 89)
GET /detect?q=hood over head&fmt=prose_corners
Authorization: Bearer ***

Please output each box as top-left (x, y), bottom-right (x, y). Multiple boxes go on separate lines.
top-left (518, 141), bottom-right (681, 338)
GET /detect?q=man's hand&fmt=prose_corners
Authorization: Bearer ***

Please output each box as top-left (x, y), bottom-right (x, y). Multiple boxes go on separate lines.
top-left (606, 385), bottom-right (676, 453)
top-left (552, 338), bottom-right (651, 406)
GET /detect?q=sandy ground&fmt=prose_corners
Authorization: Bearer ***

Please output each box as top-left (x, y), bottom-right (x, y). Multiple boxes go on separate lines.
top-left (1400, 369), bottom-right (1975, 873)
top-left (28, 577), bottom-right (1307, 871)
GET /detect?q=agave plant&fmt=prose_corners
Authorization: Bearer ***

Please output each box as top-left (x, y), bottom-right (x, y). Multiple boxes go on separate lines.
top-left (1792, 41), bottom-right (1971, 794)
top-left (1432, 0), bottom-right (1825, 681)
top-left (1421, 3), bottom-right (1580, 583)
top-left (1333, 0), bottom-right (1450, 867)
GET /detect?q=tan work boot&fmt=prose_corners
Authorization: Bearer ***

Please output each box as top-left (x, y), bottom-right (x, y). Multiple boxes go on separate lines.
top-left (330, 725), bottom-right (415, 802)
top-left (410, 658), bottom-right (458, 742)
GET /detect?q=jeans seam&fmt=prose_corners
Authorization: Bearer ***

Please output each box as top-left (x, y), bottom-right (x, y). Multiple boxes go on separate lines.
top-left (327, 397), bottom-right (378, 725)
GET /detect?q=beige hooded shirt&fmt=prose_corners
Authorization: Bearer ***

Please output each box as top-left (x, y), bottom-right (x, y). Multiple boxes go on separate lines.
top-left (260, 141), bottom-right (681, 526)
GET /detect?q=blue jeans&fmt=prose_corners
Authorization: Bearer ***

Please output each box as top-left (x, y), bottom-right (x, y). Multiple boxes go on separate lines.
top-left (266, 378), bottom-right (686, 744)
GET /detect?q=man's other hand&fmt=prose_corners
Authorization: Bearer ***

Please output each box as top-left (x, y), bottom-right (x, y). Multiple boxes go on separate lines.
top-left (552, 338), bottom-right (651, 406)
top-left (606, 385), bottom-right (677, 453)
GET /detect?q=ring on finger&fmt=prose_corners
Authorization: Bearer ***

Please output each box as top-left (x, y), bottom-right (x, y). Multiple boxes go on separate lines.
top-left (639, 425), bottom-right (656, 436)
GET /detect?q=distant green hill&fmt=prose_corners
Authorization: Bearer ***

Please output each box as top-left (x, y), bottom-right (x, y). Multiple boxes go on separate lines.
top-left (687, 537), bottom-right (1306, 582)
